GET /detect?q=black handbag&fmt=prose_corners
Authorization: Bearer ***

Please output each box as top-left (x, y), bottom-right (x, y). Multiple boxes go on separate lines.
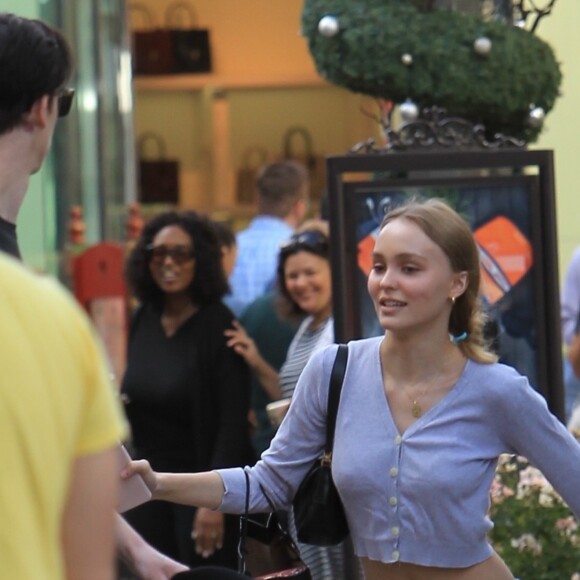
top-left (137, 132), bottom-right (179, 204)
top-left (239, 470), bottom-right (311, 579)
top-left (293, 344), bottom-right (349, 546)
top-left (166, 2), bottom-right (212, 74)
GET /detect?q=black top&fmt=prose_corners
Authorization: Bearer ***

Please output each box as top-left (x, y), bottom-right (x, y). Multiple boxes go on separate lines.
top-left (0, 216), bottom-right (20, 259)
top-left (121, 301), bottom-right (253, 472)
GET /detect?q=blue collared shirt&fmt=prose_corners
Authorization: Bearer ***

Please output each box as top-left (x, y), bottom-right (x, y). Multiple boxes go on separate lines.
top-left (228, 216), bottom-right (293, 316)
top-left (218, 337), bottom-right (580, 568)
top-left (561, 246), bottom-right (580, 345)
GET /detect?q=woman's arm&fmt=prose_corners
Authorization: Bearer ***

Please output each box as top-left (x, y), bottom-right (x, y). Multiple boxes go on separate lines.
top-left (224, 320), bottom-right (282, 400)
top-left (122, 462), bottom-right (224, 509)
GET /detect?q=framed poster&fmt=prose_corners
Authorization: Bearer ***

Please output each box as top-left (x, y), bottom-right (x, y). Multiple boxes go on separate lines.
top-left (326, 149), bottom-right (563, 418)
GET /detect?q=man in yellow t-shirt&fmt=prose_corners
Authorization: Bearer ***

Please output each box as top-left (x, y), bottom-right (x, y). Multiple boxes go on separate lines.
top-left (0, 253), bottom-right (127, 579)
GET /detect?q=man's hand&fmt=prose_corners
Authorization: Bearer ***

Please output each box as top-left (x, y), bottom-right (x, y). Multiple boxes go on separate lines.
top-left (128, 544), bottom-right (189, 580)
top-left (117, 516), bottom-right (189, 580)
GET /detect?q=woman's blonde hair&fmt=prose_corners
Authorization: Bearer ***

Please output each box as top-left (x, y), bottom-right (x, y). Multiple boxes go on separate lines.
top-left (381, 198), bottom-right (497, 364)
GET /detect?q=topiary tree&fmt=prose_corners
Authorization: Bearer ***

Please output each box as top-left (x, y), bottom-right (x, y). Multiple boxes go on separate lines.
top-left (302, 0), bottom-right (561, 143)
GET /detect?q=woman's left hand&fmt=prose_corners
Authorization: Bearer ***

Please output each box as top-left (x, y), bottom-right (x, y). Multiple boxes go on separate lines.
top-left (192, 507), bottom-right (224, 558)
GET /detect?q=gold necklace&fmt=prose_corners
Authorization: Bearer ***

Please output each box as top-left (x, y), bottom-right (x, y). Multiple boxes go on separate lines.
top-left (400, 382), bottom-right (432, 418)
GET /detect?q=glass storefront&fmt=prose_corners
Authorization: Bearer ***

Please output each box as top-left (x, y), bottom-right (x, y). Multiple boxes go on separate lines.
top-left (5, 0), bottom-right (135, 278)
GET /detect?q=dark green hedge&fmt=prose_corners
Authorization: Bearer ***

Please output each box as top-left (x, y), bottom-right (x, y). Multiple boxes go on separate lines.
top-left (302, 0), bottom-right (561, 142)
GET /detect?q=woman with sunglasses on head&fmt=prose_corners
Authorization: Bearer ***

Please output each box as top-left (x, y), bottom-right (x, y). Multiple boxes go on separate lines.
top-left (224, 220), bottom-right (356, 580)
top-left (120, 210), bottom-right (253, 572)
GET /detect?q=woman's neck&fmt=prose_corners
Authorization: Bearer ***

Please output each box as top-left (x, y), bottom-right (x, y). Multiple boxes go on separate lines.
top-left (309, 305), bottom-right (332, 330)
top-left (162, 294), bottom-right (196, 317)
top-left (380, 329), bottom-right (465, 382)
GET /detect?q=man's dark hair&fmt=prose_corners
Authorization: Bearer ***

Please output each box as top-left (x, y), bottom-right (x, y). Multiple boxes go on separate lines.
top-left (0, 13), bottom-right (73, 134)
top-left (256, 160), bottom-right (308, 218)
top-left (211, 219), bottom-right (236, 249)
top-left (125, 210), bottom-right (229, 309)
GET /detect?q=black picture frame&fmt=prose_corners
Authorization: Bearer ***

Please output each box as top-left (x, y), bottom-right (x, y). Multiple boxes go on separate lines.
top-left (327, 149), bottom-right (563, 419)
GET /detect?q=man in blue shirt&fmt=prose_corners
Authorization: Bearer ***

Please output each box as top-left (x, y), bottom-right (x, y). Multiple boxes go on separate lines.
top-left (561, 246), bottom-right (580, 422)
top-left (227, 160), bottom-right (309, 316)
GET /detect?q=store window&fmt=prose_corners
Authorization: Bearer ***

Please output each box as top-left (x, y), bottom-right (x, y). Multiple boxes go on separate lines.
top-left (5, 0), bottom-right (135, 278)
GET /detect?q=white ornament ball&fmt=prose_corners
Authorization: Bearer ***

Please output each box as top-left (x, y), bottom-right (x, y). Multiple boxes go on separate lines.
top-left (474, 37), bottom-right (492, 56)
top-left (318, 15), bottom-right (339, 38)
top-left (528, 106), bottom-right (546, 128)
top-left (400, 100), bottom-right (419, 123)
top-left (401, 53), bottom-right (413, 66)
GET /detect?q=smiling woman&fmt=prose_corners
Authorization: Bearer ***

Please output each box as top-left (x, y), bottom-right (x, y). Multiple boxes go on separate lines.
top-left (120, 210), bottom-right (253, 572)
top-left (224, 219), bottom-right (358, 579)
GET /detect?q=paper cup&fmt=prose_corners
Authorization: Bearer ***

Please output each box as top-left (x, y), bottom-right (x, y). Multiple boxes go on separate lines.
top-left (266, 398), bottom-right (291, 429)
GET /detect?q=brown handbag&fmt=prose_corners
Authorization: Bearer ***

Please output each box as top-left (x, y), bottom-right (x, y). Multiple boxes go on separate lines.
top-left (137, 133), bottom-right (179, 204)
top-left (236, 146), bottom-right (269, 205)
top-left (239, 471), bottom-right (311, 579)
top-left (282, 126), bottom-right (327, 202)
top-left (130, 4), bottom-right (174, 76)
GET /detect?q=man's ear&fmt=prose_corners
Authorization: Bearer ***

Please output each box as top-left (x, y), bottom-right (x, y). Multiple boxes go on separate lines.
top-left (21, 95), bottom-right (53, 131)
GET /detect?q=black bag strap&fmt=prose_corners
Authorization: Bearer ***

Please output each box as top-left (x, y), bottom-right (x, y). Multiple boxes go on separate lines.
top-left (324, 344), bottom-right (348, 459)
top-left (238, 470), bottom-right (250, 575)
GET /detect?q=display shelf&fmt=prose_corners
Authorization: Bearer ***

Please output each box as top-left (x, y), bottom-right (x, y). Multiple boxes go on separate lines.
top-left (133, 71), bottom-right (328, 92)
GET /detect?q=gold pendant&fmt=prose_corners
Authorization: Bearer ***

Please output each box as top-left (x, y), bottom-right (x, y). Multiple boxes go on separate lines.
top-left (412, 401), bottom-right (422, 418)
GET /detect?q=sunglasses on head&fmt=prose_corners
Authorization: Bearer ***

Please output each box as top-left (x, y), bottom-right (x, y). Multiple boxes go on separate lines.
top-left (146, 244), bottom-right (195, 265)
top-left (57, 87), bottom-right (75, 118)
top-left (280, 230), bottom-right (329, 255)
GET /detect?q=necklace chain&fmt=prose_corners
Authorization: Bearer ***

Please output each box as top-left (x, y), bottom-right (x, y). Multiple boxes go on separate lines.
top-left (400, 382), bottom-right (432, 418)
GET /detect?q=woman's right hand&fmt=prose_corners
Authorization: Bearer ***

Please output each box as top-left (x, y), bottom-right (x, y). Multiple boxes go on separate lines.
top-left (224, 320), bottom-right (262, 368)
top-left (122, 459), bottom-right (159, 496)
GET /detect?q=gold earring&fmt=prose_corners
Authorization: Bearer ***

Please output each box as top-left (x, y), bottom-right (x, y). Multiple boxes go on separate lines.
top-left (451, 296), bottom-right (456, 305)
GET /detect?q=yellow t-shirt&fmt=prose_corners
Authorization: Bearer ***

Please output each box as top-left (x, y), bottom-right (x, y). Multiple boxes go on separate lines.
top-left (0, 254), bottom-right (127, 579)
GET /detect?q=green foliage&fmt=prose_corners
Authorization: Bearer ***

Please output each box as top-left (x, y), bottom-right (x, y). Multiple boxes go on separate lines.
top-left (302, 0), bottom-right (562, 142)
top-left (489, 455), bottom-right (580, 580)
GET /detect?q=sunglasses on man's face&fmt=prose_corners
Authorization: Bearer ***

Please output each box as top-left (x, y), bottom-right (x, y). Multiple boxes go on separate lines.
top-left (57, 88), bottom-right (75, 118)
top-left (146, 244), bottom-right (195, 265)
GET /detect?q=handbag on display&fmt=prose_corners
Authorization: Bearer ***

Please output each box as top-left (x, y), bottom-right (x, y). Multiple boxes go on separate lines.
top-left (236, 146), bottom-right (269, 205)
top-left (129, 4), bottom-right (174, 75)
top-left (293, 344), bottom-right (350, 546)
top-left (137, 132), bottom-right (179, 204)
top-left (239, 470), bottom-right (311, 579)
top-left (282, 126), bottom-right (327, 201)
top-left (166, 2), bottom-right (213, 74)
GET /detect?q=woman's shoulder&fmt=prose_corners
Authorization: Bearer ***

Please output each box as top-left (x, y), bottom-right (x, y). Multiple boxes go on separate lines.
top-left (200, 301), bottom-right (236, 323)
top-left (310, 335), bottom-right (382, 369)
top-left (465, 359), bottom-right (534, 404)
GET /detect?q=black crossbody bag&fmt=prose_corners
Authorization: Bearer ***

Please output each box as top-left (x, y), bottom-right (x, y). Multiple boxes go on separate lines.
top-left (293, 344), bottom-right (350, 545)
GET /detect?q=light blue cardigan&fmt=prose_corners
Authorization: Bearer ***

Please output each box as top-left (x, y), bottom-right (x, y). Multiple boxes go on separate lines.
top-left (218, 337), bottom-right (580, 567)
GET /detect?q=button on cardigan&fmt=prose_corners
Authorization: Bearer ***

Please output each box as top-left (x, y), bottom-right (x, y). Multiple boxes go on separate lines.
top-left (218, 337), bottom-right (580, 567)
